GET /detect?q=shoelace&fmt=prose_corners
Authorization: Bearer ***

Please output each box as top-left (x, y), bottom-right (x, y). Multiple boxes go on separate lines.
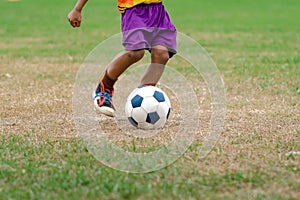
top-left (99, 92), bottom-right (112, 103)
top-left (94, 92), bottom-right (111, 99)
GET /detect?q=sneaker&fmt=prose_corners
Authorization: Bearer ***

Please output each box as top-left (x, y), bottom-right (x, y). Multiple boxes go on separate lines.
top-left (93, 81), bottom-right (115, 117)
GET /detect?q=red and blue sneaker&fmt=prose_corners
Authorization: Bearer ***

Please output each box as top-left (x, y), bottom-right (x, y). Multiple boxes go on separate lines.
top-left (93, 81), bottom-right (115, 117)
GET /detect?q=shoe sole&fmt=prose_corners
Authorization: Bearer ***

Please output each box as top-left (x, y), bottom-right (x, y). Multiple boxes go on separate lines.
top-left (97, 106), bottom-right (115, 117)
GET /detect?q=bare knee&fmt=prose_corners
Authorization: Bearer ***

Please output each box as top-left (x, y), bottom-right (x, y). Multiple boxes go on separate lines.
top-left (126, 50), bottom-right (145, 62)
top-left (151, 48), bottom-right (170, 64)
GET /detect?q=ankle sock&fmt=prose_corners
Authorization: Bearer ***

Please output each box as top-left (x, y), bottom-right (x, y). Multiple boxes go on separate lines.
top-left (97, 70), bottom-right (116, 93)
top-left (102, 71), bottom-right (116, 91)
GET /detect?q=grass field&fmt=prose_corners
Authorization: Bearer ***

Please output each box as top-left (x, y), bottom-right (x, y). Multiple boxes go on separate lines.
top-left (1, 0), bottom-right (299, 199)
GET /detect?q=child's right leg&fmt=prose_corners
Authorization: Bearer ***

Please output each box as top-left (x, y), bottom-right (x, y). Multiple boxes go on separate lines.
top-left (106, 50), bottom-right (145, 82)
top-left (93, 49), bottom-right (145, 117)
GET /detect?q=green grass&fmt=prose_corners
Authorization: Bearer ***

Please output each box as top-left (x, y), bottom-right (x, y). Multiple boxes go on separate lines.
top-left (1, 134), bottom-right (298, 199)
top-left (0, 134), bottom-right (294, 200)
top-left (1, 0), bottom-right (299, 199)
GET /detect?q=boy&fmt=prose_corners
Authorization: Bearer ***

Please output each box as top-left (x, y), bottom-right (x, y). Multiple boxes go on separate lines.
top-left (68, 0), bottom-right (177, 117)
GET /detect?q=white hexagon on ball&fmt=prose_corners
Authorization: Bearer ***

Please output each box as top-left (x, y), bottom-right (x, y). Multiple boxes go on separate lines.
top-left (141, 97), bottom-right (159, 113)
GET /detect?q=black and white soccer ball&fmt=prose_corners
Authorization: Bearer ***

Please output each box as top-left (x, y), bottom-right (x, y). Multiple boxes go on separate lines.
top-left (125, 86), bottom-right (171, 129)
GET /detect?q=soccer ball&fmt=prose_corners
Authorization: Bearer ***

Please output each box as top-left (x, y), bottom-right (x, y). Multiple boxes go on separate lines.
top-left (125, 86), bottom-right (171, 129)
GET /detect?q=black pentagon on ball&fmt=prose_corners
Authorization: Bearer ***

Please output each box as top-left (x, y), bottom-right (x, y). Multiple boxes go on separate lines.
top-left (146, 112), bottom-right (160, 124)
top-left (128, 117), bottom-right (138, 127)
top-left (131, 94), bottom-right (143, 108)
top-left (153, 91), bottom-right (165, 102)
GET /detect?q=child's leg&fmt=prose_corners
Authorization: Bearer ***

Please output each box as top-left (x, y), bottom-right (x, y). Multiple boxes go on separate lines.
top-left (94, 49), bottom-right (145, 117)
top-left (101, 49), bottom-right (145, 90)
top-left (140, 45), bottom-right (170, 86)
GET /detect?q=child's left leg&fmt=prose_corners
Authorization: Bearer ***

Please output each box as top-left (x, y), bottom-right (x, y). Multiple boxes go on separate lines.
top-left (140, 45), bottom-right (170, 86)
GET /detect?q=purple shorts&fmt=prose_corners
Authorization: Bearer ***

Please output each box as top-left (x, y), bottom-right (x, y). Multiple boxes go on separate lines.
top-left (121, 3), bottom-right (177, 57)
